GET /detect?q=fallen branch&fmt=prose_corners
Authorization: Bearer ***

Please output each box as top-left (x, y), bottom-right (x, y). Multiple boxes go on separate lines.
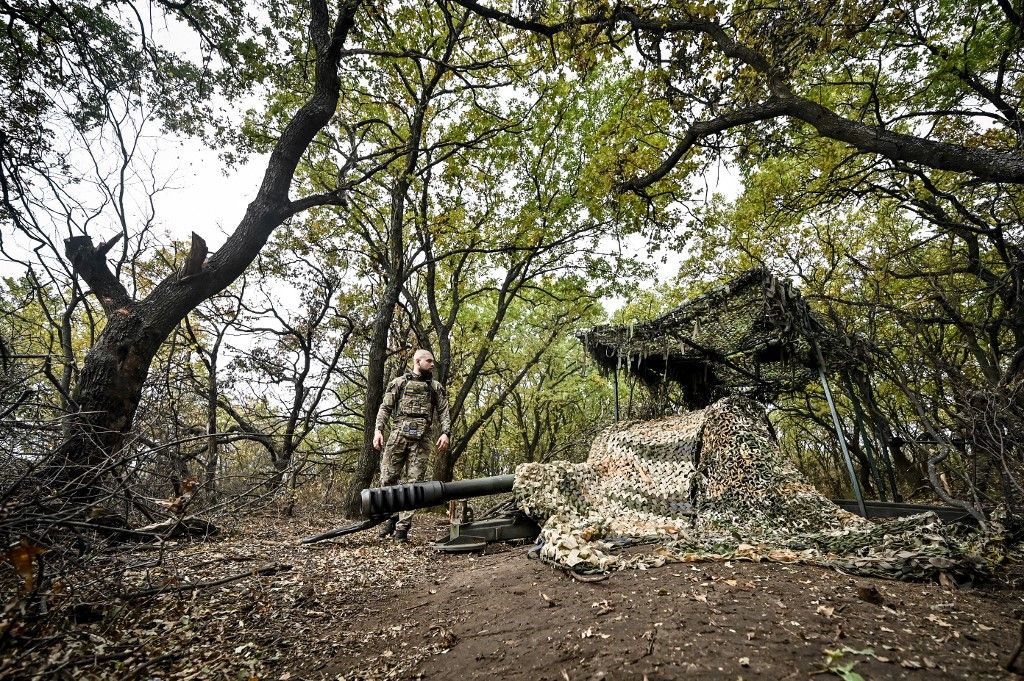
top-left (300, 516), bottom-right (386, 544)
top-left (134, 517), bottom-right (219, 539)
top-left (119, 563), bottom-right (293, 600)
top-left (60, 648), bottom-right (184, 679)
top-left (127, 650), bottom-right (184, 679)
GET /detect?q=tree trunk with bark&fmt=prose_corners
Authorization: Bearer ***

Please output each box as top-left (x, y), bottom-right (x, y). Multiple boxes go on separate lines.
top-left (341, 40), bottom-right (455, 515)
top-left (45, 0), bottom-right (361, 515)
top-left (343, 184), bottom-right (406, 516)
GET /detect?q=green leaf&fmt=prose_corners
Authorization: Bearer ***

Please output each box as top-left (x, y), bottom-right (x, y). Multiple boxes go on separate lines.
top-left (830, 663), bottom-right (865, 681)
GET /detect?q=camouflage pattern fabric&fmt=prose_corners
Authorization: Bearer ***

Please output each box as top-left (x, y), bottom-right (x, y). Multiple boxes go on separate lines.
top-left (380, 433), bottom-right (433, 531)
top-left (577, 269), bottom-right (864, 409)
top-left (514, 397), bottom-right (1008, 581)
top-left (375, 374), bottom-right (450, 532)
top-left (375, 374), bottom-right (451, 437)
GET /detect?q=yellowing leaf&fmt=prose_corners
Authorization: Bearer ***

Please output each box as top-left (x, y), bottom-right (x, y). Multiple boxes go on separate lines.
top-left (2, 539), bottom-right (47, 593)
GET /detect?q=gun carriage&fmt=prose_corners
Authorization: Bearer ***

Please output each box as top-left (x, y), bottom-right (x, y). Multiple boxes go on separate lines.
top-left (302, 474), bottom-right (540, 551)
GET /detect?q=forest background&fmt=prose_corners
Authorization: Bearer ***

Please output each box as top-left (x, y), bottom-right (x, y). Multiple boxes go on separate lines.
top-left (1, 0), bottom-right (1022, 576)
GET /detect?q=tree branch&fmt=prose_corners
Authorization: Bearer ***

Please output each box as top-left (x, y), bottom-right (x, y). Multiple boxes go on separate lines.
top-left (776, 94), bottom-right (1024, 183)
top-left (139, 0), bottom-right (362, 326)
top-left (618, 98), bottom-right (789, 193)
top-left (994, 0), bottom-right (1022, 29)
top-left (177, 232), bottom-right (207, 283)
top-left (456, 1), bottom-right (1024, 185)
top-left (120, 563), bottom-right (292, 599)
top-left (64, 235), bottom-right (133, 314)
top-left (286, 190), bottom-right (349, 216)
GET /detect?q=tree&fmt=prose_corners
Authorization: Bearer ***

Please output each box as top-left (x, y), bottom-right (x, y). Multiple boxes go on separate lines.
top-left (180, 279), bottom-right (248, 497)
top-left (212, 248), bottom-right (357, 494)
top-left (336, 1), bottom-right (492, 512)
top-left (328, 30), bottom-right (643, 500)
top-left (409, 70), bottom-right (630, 480)
top-left (452, 0), bottom-right (1024, 521)
top-left (0, 0), bottom-right (363, 511)
top-left (453, 0), bottom-right (1024, 186)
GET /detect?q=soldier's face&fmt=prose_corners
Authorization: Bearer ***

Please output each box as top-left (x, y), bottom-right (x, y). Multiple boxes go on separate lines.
top-left (414, 353), bottom-right (435, 374)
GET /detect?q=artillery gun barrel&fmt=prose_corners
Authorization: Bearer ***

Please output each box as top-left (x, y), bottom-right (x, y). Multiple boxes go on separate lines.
top-left (360, 474), bottom-right (515, 518)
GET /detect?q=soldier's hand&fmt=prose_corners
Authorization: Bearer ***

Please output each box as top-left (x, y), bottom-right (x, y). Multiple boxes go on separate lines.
top-left (436, 433), bottom-right (450, 452)
top-left (373, 430), bottom-right (384, 450)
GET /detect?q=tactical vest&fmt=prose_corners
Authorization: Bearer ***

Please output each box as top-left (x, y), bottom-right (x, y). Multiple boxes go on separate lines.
top-left (394, 375), bottom-right (436, 440)
top-left (397, 375), bottom-right (436, 419)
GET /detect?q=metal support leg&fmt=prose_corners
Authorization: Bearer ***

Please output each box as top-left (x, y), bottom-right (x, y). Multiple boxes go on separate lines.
top-left (613, 364), bottom-right (620, 423)
top-left (816, 348), bottom-right (866, 517)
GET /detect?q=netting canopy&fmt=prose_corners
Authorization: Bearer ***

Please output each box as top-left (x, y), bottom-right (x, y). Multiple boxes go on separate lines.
top-left (514, 397), bottom-right (1005, 581)
top-left (578, 269), bottom-right (863, 409)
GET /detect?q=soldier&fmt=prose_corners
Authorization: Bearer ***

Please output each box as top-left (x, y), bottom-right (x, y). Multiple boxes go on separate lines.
top-left (373, 349), bottom-right (451, 541)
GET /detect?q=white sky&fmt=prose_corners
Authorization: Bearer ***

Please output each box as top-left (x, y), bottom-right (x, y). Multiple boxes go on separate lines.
top-left (0, 126), bottom-right (740, 317)
top-left (153, 140), bottom-right (269, 250)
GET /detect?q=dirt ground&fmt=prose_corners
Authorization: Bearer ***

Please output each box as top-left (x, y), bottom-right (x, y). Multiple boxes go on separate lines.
top-left (318, 524), bottom-right (1024, 681)
top-left (3, 514), bottom-right (1023, 680)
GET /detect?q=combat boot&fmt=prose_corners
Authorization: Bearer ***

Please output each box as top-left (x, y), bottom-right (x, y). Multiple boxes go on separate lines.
top-left (392, 528), bottom-right (408, 542)
top-left (378, 515), bottom-right (397, 538)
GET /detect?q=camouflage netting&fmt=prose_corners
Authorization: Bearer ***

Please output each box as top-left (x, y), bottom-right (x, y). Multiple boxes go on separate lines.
top-left (578, 268), bottom-right (864, 409)
top-left (514, 397), bottom-right (1007, 581)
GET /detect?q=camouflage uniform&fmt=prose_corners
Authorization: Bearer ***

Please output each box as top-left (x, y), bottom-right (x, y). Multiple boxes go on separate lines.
top-left (375, 372), bottom-right (451, 532)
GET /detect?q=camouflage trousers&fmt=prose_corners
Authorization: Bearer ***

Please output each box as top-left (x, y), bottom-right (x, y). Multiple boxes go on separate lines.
top-left (379, 430), bottom-right (433, 532)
